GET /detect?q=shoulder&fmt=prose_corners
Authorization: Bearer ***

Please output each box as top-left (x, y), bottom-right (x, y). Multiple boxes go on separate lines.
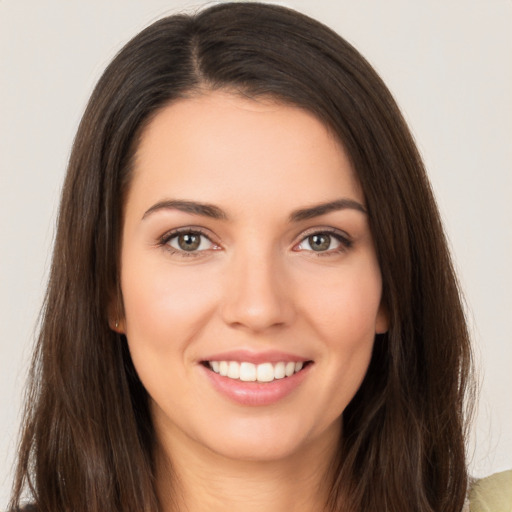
top-left (469, 470), bottom-right (512, 511)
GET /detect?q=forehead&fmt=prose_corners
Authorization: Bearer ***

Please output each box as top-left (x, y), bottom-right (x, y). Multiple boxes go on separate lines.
top-left (127, 91), bottom-right (363, 216)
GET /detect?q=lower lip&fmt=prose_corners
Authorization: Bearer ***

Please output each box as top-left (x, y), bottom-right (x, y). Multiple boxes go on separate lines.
top-left (201, 364), bottom-right (311, 406)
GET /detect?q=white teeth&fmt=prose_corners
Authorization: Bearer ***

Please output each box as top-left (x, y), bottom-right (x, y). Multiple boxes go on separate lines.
top-left (256, 362), bottom-right (274, 382)
top-left (227, 361), bottom-right (240, 379)
top-left (208, 360), bottom-right (306, 382)
top-left (239, 362), bottom-right (256, 381)
top-left (219, 361), bottom-right (229, 376)
top-left (285, 361), bottom-right (295, 377)
top-left (274, 362), bottom-right (286, 379)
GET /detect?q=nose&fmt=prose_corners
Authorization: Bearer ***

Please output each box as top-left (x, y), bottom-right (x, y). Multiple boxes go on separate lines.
top-left (220, 247), bottom-right (296, 333)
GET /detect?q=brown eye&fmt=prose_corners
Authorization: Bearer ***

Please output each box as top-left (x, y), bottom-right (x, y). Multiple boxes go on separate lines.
top-left (294, 230), bottom-right (350, 254)
top-left (177, 233), bottom-right (201, 251)
top-left (166, 231), bottom-right (215, 253)
top-left (308, 233), bottom-right (332, 251)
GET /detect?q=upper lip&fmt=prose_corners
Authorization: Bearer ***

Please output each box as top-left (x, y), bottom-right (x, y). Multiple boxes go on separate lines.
top-left (200, 349), bottom-right (311, 365)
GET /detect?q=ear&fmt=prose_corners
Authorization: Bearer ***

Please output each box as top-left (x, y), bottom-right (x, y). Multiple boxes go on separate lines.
top-left (375, 302), bottom-right (389, 335)
top-left (108, 315), bottom-right (126, 334)
top-left (107, 292), bottom-right (126, 334)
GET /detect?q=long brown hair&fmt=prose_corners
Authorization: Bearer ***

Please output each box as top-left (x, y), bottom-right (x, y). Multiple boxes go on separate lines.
top-left (10, 3), bottom-right (474, 511)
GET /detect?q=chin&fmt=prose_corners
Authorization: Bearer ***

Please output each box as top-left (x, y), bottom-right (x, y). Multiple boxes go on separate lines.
top-left (191, 413), bottom-right (341, 464)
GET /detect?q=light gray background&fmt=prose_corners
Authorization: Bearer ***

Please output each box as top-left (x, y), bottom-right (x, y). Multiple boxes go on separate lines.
top-left (1, 0), bottom-right (511, 506)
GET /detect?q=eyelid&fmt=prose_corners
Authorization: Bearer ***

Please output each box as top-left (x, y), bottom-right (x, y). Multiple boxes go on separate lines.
top-left (156, 225), bottom-right (352, 257)
top-left (292, 226), bottom-right (353, 252)
top-left (296, 226), bottom-right (351, 242)
top-left (158, 226), bottom-right (221, 254)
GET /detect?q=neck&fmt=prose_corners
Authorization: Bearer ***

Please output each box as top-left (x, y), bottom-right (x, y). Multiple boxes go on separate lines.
top-left (155, 424), bottom-right (339, 512)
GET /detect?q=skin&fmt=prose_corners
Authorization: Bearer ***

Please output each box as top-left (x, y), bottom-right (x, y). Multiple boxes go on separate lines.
top-left (115, 91), bottom-right (387, 512)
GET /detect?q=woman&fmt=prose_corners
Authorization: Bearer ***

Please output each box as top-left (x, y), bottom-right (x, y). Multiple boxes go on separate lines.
top-left (8, 2), bottom-right (506, 511)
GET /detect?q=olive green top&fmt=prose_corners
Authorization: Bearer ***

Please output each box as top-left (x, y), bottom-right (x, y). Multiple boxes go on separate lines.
top-left (469, 470), bottom-right (512, 512)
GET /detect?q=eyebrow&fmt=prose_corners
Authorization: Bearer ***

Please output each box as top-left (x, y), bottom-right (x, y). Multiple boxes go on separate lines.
top-left (289, 198), bottom-right (367, 222)
top-left (142, 200), bottom-right (228, 220)
top-left (142, 197), bottom-right (366, 222)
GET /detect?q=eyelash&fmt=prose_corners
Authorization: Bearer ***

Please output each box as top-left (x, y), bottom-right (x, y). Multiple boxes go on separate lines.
top-left (294, 228), bottom-right (353, 257)
top-left (158, 227), bottom-right (218, 258)
top-left (157, 227), bottom-right (353, 258)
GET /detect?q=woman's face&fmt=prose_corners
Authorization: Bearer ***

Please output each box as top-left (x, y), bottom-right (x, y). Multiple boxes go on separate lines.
top-left (117, 91), bottom-right (387, 463)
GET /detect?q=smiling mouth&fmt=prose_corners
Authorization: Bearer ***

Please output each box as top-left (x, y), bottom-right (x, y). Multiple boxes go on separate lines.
top-left (202, 360), bottom-right (312, 383)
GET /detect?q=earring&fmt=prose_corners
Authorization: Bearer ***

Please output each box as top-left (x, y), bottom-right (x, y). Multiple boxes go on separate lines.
top-left (115, 320), bottom-right (119, 329)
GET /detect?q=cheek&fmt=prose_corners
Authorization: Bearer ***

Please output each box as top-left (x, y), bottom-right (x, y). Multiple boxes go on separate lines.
top-left (299, 259), bottom-right (383, 343)
top-left (297, 257), bottom-right (382, 391)
top-left (120, 255), bottom-right (219, 353)
top-left (120, 258), bottom-right (221, 411)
